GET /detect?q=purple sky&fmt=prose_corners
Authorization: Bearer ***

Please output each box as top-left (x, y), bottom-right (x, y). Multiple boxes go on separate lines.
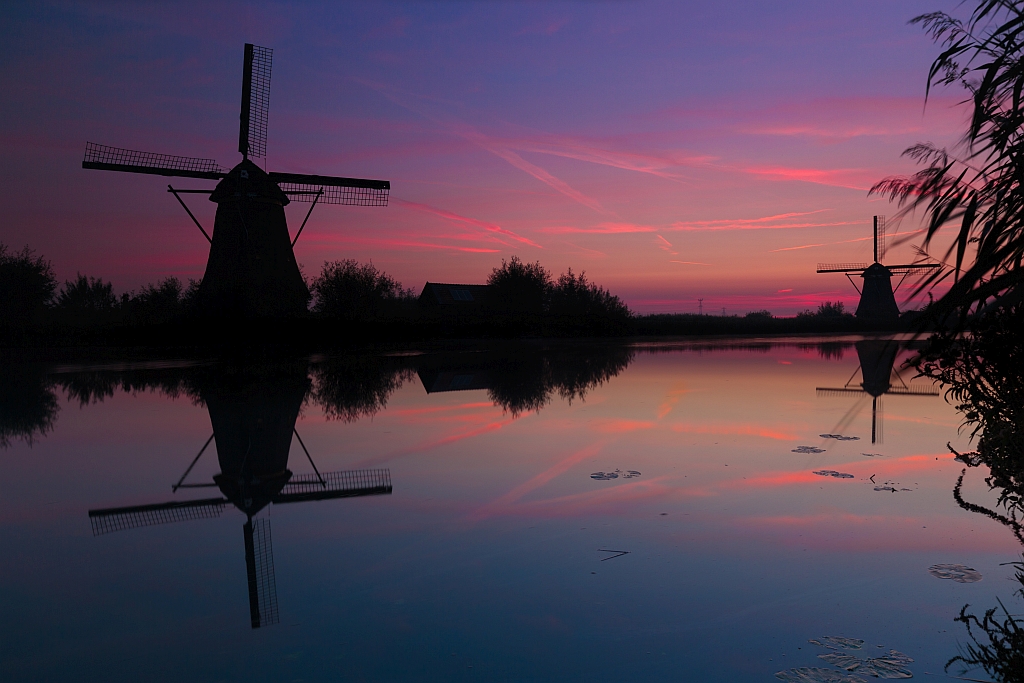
top-left (0, 1), bottom-right (966, 314)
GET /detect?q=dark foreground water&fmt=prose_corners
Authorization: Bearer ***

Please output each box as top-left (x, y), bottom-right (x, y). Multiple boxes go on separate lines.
top-left (1, 337), bottom-right (1018, 682)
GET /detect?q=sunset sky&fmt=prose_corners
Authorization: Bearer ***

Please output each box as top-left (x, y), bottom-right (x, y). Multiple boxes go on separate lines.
top-left (0, 1), bottom-right (967, 314)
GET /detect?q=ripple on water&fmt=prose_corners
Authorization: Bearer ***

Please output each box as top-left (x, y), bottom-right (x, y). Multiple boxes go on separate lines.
top-left (793, 446), bottom-right (826, 454)
top-left (820, 434), bottom-right (861, 441)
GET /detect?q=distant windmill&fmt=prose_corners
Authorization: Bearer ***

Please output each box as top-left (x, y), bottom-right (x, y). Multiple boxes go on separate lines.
top-left (87, 370), bottom-right (392, 629)
top-left (82, 44), bottom-right (390, 318)
top-left (816, 216), bottom-right (940, 323)
top-left (816, 339), bottom-right (938, 443)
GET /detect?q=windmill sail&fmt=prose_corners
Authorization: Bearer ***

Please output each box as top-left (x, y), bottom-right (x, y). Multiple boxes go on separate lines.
top-left (244, 517), bottom-right (279, 628)
top-left (238, 44), bottom-right (272, 159)
top-left (270, 172), bottom-right (390, 206)
top-left (273, 468), bottom-right (393, 504)
top-left (88, 497), bottom-right (228, 536)
top-left (875, 215), bottom-right (887, 263)
top-left (816, 262), bottom-right (871, 274)
top-left (82, 143), bottom-right (225, 180)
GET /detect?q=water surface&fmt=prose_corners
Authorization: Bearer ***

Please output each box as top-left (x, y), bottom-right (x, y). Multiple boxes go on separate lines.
top-left (1, 338), bottom-right (1016, 682)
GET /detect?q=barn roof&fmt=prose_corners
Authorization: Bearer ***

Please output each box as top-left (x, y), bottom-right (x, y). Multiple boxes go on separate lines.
top-left (418, 282), bottom-right (491, 306)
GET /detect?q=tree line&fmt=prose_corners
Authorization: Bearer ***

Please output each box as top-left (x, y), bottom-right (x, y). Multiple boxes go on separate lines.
top-left (0, 245), bottom-right (633, 335)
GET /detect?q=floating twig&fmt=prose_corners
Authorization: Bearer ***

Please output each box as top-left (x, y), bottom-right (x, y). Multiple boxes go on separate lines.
top-left (597, 549), bottom-right (630, 561)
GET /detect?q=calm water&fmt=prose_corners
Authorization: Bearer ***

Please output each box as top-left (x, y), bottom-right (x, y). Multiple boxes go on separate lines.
top-left (1, 338), bottom-right (1018, 682)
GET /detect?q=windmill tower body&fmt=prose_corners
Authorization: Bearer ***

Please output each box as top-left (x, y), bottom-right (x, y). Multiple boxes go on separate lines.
top-left (198, 160), bottom-right (309, 318)
top-left (82, 44), bottom-right (389, 320)
top-left (817, 216), bottom-right (939, 324)
top-left (855, 263), bottom-right (900, 323)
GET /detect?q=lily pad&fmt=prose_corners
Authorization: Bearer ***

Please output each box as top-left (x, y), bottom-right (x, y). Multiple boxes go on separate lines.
top-left (928, 563), bottom-right (982, 583)
top-left (860, 651), bottom-right (914, 679)
top-left (590, 469), bottom-right (641, 481)
top-left (813, 470), bottom-right (855, 479)
top-left (819, 653), bottom-right (863, 670)
top-left (809, 637), bottom-right (864, 651)
top-left (818, 652), bottom-right (914, 679)
top-left (776, 667), bottom-right (866, 683)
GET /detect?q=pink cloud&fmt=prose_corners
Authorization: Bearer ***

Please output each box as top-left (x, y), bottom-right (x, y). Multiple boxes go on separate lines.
top-left (395, 198), bottom-right (542, 248)
top-left (506, 133), bottom-right (705, 181)
top-left (309, 235), bottom-right (502, 254)
top-left (738, 165), bottom-right (874, 190)
top-left (466, 136), bottom-right (609, 214)
top-left (769, 243), bottom-right (826, 252)
top-left (667, 210), bottom-right (860, 233)
top-left (540, 222), bottom-right (657, 235)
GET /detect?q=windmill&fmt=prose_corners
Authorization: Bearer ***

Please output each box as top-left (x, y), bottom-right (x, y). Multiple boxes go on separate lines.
top-left (816, 339), bottom-right (939, 443)
top-left (87, 369), bottom-right (392, 629)
top-left (816, 216), bottom-right (940, 324)
top-left (82, 44), bottom-right (390, 318)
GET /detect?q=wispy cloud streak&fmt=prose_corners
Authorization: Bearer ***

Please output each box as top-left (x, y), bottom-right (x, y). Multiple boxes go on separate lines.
top-left (396, 198), bottom-right (542, 248)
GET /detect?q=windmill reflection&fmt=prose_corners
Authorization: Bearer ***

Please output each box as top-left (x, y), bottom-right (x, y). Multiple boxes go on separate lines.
top-left (87, 363), bottom-right (392, 629)
top-left (816, 339), bottom-right (939, 443)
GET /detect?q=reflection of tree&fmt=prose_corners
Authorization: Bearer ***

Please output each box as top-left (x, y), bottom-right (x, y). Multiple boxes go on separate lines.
top-left (546, 345), bottom-right (634, 403)
top-left (2, 344), bottom-right (632, 443)
top-left (0, 364), bottom-right (59, 447)
top-left (920, 308), bottom-right (1024, 538)
top-left (918, 308), bottom-right (1024, 681)
top-left (57, 366), bottom-right (200, 406)
top-left (487, 345), bottom-right (634, 417)
top-left (945, 560), bottom-right (1024, 682)
top-left (309, 356), bottom-right (413, 423)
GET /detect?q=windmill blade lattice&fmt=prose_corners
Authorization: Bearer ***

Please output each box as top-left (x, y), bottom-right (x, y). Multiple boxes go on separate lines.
top-left (244, 517), bottom-right (279, 628)
top-left (82, 142), bottom-right (225, 180)
top-left (88, 497), bottom-right (228, 536)
top-left (273, 468), bottom-right (392, 504)
top-left (271, 172), bottom-right (390, 206)
top-left (238, 44), bottom-right (272, 159)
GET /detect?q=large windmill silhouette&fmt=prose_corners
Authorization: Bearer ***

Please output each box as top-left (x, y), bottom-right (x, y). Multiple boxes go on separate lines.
top-left (816, 216), bottom-right (940, 324)
top-left (82, 44), bottom-right (390, 318)
top-left (816, 339), bottom-right (939, 444)
top-left (87, 368), bottom-right (392, 629)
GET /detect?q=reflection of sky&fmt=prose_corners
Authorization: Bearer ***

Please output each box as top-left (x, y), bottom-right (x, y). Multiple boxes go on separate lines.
top-left (0, 344), bottom-right (1017, 681)
top-left (0, 1), bottom-right (966, 314)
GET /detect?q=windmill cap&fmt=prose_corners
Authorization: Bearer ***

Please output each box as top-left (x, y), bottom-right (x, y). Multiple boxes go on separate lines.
top-left (861, 262), bottom-right (893, 278)
top-left (210, 159), bottom-right (289, 206)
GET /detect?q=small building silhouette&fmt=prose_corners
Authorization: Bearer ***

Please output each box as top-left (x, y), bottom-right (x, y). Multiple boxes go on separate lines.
top-left (418, 282), bottom-right (491, 309)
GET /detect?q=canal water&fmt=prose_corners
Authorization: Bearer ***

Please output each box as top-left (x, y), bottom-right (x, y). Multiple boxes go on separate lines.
top-left (1, 338), bottom-right (1017, 682)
